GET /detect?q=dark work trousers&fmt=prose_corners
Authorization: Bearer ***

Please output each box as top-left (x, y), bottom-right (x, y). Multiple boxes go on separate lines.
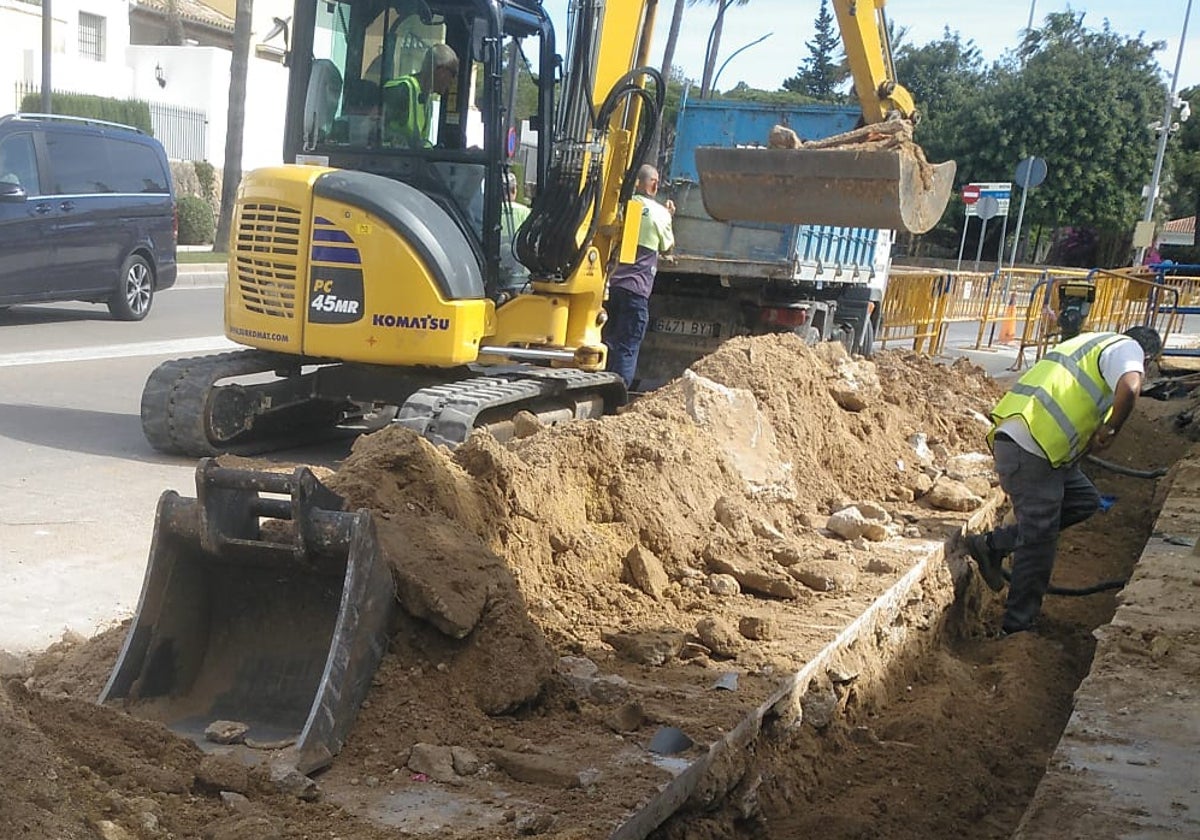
top-left (988, 436), bottom-right (1101, 633)
top-left (604, 287), bottom-right (650, 388)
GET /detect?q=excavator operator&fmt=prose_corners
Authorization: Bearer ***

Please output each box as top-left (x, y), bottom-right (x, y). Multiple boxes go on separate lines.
top-left (382, 43), bottom-right (459, 148)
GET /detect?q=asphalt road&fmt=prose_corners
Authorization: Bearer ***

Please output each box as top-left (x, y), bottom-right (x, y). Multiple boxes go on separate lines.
top-left (0, 278), bottom-right (352, 655)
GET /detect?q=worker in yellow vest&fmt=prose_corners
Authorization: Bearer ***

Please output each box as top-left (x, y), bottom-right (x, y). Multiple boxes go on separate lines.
top-left (382, 44), bottom-right (459, 149)
top-left (967, 326), bottom-right (1161, 635)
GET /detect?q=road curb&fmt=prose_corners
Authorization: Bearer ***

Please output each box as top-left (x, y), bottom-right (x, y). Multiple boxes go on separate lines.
top-left (174, 270), bottom-right (227, 288)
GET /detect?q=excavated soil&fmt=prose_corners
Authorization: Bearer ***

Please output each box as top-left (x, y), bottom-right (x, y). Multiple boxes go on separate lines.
top-left (2, 334), bottom-right (1189, 839)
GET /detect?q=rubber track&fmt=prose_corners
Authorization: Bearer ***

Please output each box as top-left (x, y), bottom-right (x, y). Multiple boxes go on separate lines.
top-left (140, 349), bottom-right (293, 457)
top-left (396, 367), bottom-right (626, 448)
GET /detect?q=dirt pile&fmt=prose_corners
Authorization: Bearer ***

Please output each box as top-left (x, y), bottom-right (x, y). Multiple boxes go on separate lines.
top-left (3, 335), bottom-right (1006, 839)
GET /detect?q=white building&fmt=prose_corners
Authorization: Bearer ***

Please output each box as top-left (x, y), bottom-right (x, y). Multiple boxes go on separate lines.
top-left (1, 0), bottom-right (294, 169)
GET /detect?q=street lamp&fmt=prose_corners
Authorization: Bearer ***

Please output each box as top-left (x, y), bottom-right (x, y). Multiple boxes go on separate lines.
top-left (710, 32), bottom-right (773, 95)
top-left (1136, 0), bottom-right (1193, 265)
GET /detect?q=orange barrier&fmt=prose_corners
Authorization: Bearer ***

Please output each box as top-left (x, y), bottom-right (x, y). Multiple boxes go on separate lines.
top-left (878, 269), bottom-right (948, 354)
top-left (1008, 268), bottom-right (1181, 369)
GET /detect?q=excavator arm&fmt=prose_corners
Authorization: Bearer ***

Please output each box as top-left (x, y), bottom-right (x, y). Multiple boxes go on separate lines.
top-left (839, 0), bottom-right (915, 123)
top-left (695, 0), bottom-right (955, 235)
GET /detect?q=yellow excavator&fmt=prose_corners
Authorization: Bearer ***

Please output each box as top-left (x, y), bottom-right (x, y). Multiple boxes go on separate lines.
top-left (108, 0), bottom-right (954, 772)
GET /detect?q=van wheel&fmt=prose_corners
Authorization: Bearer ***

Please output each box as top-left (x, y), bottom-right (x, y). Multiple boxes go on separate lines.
top-left (109, 255), bottom-right (154, 321)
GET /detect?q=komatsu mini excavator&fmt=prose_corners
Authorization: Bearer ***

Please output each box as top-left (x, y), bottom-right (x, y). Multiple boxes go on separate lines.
top-left (141, 0), bottom-right (662, 457)
top-left (107, 0), bottom-right (954, 772)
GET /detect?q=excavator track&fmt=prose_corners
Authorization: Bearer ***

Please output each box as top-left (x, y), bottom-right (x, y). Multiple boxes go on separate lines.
top-left (141, 350), bottom-right (350, 457)
top-left (397, 367), bottom-right (627, 448)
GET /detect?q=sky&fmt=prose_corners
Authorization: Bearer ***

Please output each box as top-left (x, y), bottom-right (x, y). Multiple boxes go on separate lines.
top-left (541, 1), bottom-right (1199, 96)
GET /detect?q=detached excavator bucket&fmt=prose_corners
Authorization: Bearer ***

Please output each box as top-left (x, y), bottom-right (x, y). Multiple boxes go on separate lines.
top-left (100, 459), bottom-right (394, 775)
top-left (694, 146), bottom-right (956, 235)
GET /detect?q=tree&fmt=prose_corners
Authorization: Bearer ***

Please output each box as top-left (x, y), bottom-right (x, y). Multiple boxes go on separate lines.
top-left (699, 0), bottom-right (751, 98)
top-left (892, 28), bottom-right (986, 174)
top-left (782, 0), bottom-right (847, 100)
top-left (1163, 85), bottom-right (1200, 261)
top-left (904, 12), bottom-right (1164, 266)
top-left (163, 0), bottom-right (185, 46)
top-left (213, 0), bottom-right (253, 253)
top-left (1165, 85), bottom-right (1200, 219)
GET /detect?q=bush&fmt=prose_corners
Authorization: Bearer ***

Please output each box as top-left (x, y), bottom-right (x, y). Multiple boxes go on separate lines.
top-left (178, 195), bottom-right (215, 245)
top-left (20, 92), bottom-right (153, 135)
top-left (193, 160), bottom-right (216, 203)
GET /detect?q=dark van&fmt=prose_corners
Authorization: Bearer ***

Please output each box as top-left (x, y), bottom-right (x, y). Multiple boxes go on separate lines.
top-left (0, 113), bottom-right (177, 320)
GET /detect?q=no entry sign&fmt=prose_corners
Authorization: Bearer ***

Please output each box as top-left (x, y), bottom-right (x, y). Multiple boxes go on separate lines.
top-left (964, 182), bottom-right (1012, 218)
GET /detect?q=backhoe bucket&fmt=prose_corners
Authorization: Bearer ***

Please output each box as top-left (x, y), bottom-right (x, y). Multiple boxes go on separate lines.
top-left (694, 146), bottom-right (956, 235)
top-left (100, 459), bottom-right (394, 774)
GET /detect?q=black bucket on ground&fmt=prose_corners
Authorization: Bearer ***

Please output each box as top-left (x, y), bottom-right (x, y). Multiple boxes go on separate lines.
top-left (100, 459), bottom-right (394, 774)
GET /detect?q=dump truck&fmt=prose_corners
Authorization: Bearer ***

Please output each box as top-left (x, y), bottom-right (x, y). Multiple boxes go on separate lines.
top-left (636, 98), bottom-right (894, 389)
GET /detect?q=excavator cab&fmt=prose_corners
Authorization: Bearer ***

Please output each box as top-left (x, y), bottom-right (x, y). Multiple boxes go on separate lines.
top-left (694, 0), bottom-right (955, 235)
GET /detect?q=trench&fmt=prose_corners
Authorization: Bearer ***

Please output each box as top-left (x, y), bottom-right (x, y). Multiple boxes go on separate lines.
top-left (647, 406), bottom-right (1181, 840)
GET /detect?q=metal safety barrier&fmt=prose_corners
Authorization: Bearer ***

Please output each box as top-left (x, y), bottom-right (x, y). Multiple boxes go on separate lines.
top-left (878, 269), bottom-right (949, 354)
top-left (879, 263), bottom-right (1194, 368)
top-left (1008, 268), bottom-right (1180, 369)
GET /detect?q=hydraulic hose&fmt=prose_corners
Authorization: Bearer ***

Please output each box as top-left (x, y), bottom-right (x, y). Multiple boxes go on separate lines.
top-left (515, 0), bottom-right (664, 281)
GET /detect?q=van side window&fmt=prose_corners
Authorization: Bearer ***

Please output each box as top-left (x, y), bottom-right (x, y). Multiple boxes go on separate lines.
top-left (105, 137), bottom-right (169, 194)
top-left (0, 133), bottom-right (40, 195)
top-left (45, 131), bottom-right (114, 194)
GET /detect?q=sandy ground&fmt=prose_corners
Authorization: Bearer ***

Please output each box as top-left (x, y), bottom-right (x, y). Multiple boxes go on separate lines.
top-left (2, 335), bottom-right (1196, 839)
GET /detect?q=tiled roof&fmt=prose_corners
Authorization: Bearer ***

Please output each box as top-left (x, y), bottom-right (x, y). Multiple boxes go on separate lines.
top-left (1165, 216), bottom-right (1196, 236)
top-left (135, 0), bottom-right (234, 32)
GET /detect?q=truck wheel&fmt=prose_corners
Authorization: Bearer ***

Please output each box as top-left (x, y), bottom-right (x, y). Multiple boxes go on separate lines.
top-left (108, 254), bottom-right (155, 321)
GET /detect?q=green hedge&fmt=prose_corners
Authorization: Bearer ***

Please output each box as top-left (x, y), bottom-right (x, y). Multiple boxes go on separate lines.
top-left (19, 92), bottom-right (153, 135)
top-left (178, 195), bottom-right (215, 245)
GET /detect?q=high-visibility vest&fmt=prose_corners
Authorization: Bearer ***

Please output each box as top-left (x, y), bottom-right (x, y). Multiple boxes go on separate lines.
top-left (988, 332), bottom-right (1125, 466)
top-left (382, 76), bottom-right (430, 147)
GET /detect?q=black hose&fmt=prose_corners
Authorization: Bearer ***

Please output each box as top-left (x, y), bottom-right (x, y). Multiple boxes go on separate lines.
top-left (516, 62), bottom-right (664, 280)
top-left (1085, 454), bottom-right (1168, 479)
top-left (998, 567), bottom-right (1127, 596)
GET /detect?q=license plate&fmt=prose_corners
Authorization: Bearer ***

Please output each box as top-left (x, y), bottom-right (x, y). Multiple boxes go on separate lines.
top-left (650, 318), bottom-right (722, 338)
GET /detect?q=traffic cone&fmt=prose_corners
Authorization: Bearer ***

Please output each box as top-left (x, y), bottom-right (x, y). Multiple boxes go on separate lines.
top-left (998, 293), bottom-right (1017, 344)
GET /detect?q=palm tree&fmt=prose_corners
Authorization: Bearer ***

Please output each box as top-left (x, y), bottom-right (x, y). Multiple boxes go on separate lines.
top-left (699, 0), bottom-right (751, 98)
top-left (213, 0), bottom-right (253, 252)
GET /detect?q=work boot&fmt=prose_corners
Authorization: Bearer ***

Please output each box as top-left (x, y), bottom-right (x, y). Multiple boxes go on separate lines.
top-left (966, 533), bottom-right (1006, 592)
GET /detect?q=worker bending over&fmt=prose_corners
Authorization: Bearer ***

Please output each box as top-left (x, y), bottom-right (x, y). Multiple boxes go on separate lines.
top-left (967, 326), bottom-right (1162, 635)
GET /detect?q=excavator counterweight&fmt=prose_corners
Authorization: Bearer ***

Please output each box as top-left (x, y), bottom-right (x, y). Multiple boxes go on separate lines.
top-left (100, 460), bottom-right (394, 774)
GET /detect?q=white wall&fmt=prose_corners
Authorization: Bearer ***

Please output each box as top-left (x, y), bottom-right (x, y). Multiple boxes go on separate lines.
top-left (2, 0), bottom-right (287, 170)
top-left (127, 44), bottom-right (287, 169)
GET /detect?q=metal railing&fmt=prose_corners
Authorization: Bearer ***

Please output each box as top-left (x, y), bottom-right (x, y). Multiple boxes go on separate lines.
top-left (148, 101), bottom-right (207, 161)
top-left (12, 82), bottom-right (207, 162)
